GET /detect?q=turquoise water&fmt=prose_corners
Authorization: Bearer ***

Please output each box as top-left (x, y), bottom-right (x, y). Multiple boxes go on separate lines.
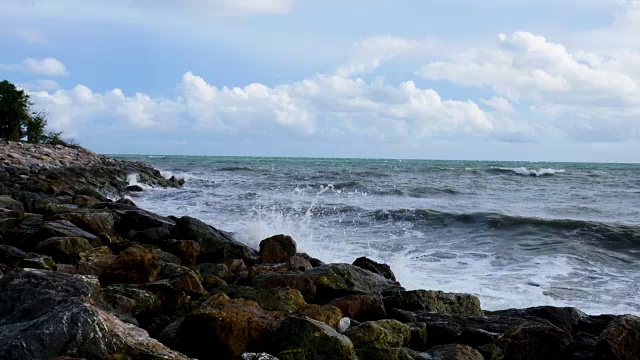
top-left (115, 155), bottom-right (640, 315)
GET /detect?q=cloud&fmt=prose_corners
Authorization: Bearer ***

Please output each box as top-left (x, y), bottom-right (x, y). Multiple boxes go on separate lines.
top-left (13, 27), bottom-right (47, 44)
top-left (0, 58), bottom-right (69, 77)
top-left (419, 30), bottom-right (640, 142)
top-left (337, 35), bottom-right (435, 77)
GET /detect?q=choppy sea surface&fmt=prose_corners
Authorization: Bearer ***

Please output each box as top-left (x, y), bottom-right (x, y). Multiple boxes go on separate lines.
top-left (113, 155), bottom-right (640, 315)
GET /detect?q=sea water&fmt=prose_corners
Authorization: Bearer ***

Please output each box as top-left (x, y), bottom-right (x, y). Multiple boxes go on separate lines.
top-left (114, 156), bottom-right (640, 315)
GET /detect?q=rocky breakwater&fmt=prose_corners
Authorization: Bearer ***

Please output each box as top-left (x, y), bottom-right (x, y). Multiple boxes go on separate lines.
top-left (1, 142), bottom-right (639, 360)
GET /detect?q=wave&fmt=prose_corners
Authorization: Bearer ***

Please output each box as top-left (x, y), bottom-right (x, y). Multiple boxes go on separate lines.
top-left (370, 209), bottom-right (640, 247)
top-left (491, 167), bottom-right (565, 176)
top-left (218, 166), bottom-right (256, 172)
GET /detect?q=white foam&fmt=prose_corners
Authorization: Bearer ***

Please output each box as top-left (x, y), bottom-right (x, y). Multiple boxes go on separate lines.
top-left (126, 173), bottom-right (153, 190)
top-left (497, 167), bottom-right (565, 177)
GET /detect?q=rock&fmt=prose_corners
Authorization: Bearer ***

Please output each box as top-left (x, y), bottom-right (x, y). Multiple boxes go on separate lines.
top-left (37, 220), bottom-right (99, 249)
top-left (353, 256), bottom-right (396, 281)
top-left (344, 319), bottom-right (410, 348)
top-left (137, 313), bottom-right (172, 339)
top-left (305, 263), bottom-right (404, 303)
top-left (293, 304), bottom-right (343, 329)
top-left (208, 285), bottom-right (307, 313)
top-left (77, 246), bottom-right (116, 276)
top-left (597, 315), bottom-right (640, 360)
top-left (489, 306), bottom-right (585, 334)
top-left (126, 184), bottom-right (144, 192)
top-left (0, 195), bottom-right (24, 212)
top-left (253, 272), bottom-right (317, 302)
top-left (259, 234), bottom-right (297, 263)
top-left (242, 353), bottom-right (280, 360)
top-left (272, 316), bottom-right (357, 360)
top-left (327, 294), bottom-right (387, 322)
top-left (355, 346), bottom-right (424, 360)
top-left (145, 282), bottom-right (192, 313)
top-left (116, 197), bottom-right (137, 207)
top-left (101, 285), bottom-right (161, 316)
top-left (72, 195), bottom-right (99, 207)
top-left (163, 239), bottom-right (200, 266)
top-left (169, 216), bottom-right (257, 265)
top-left (194, 263), bottom-right (231, 280)
top-left (288, 255), bottom-right (313, 272)
top-left (171, 269), bottom-right (207, 297)
top-left (408, 322), bottom-right (428, 351)
top-left (384, 290), bottom-right (482, 316)
top-left (0, 269), bottom-right (188, 359)
top-left (15, 253), bottom-right (56, 270)
top-left (117, 210), bottom-right (175, 243)
top-left (178, 296), bottom-right (279, 359)
top-left (422, 344), bottom-right (484, 360)
top-left (496, 324), bottom-right (573, 360)
top-left (202, 274), bottom-right (227, 290)
top-left (99, 245), bottom-right (161, 285)
top-left (49, 211), bottom-right (116, 237)
top-left (0, 245), bottom-right (27, 266)
top-left (36, 237), bottom-right (94, 264)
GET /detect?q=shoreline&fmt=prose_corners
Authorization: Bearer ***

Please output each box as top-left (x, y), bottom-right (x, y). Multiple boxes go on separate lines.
top-left (0, 142), bottom-right (638, 359)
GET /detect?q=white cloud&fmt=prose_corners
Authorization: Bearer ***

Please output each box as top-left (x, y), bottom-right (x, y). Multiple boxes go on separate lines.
top-left (481, 96), bottom-right (515, 113)
top-left (13, 27), bottom-right (47, 44)
top-left (337, 35), bottom-right (434, 77)
top-left (22, 58), bottom-right (69, 76)
top-left (1, 58), bottom-right (69, 77)
top-left (419, 29), bottom-right (640, 142)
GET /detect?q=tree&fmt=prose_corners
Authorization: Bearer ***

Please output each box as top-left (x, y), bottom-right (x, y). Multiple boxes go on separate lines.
top-left (26, 111), bottom-right (47, 144)
top-left (0, 80), bottom-right (31, 141)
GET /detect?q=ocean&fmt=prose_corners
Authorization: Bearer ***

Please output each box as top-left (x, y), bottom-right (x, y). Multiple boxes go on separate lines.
top-left (114, 155), bottom-right (640, 315)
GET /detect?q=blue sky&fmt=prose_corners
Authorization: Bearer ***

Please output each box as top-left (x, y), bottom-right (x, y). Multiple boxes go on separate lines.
top-left (1, 0), bottom-right (640, 162)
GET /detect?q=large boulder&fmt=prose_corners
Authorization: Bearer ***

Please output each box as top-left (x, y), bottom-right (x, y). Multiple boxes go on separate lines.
top-left (495, 324), bottom-right (573, 360)
top-left (37, 220), bottom-right (100, 248)
top-left (293, 304), bottom-right (343, 330)
top-left (384, 290), bottom-right (482, 316)
top-left (355, 346), bottom-right (424, 360)
top-left (305, 263), bottom-right (404, 303)
top-left (0, 245), bottom-right (27, 266)
top-left (597, 315), bottom-right (640, 360)
top-left (36, 237), bottom-right (94, 264)
top-left (272, 316), bottom-right (357, 360)
top-left (0, 195), bottom-right (24, 212)
top-left (253, 272), bottom-right (317, 302)
top-left (162, 239), bottom-right (200, 266)
top-left (259, 234), bottom-right (297, 263)
top-left (0, 269), bottom-right (189, 359)
top-left (344, 319), bottom-right (410, 348)
top-left (169, 216), bottom-right (257, 264)
top-left (327, 294), bottom-right (387, 322)
top-left (422, 344), bottom-right (484, 360)
top-left (177, 294), bottom-right (279, 359)
top-left (49, 211), bottom-right (116, 236)
top-left (208, 285), bottom-right (307, 313)
top-left (117, 210), bottom-right (175, 243)
top-left (352, 257), bottom-right (396, 281)
top-left (99, 245), bottom-right (161, 285)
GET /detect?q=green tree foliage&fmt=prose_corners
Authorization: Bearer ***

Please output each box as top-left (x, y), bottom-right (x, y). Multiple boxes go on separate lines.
top-left (0, 79), bottom-right (76, 146)
top-left (0, 80), bottom-right (31, 141)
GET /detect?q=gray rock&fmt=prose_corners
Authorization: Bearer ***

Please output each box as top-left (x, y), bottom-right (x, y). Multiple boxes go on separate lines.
top-left (273, 316), bottom-right (357, 360)
top-left (384, 289), bottom-right (482, 316)
top-left (0, 195), bottom-right (24, 212)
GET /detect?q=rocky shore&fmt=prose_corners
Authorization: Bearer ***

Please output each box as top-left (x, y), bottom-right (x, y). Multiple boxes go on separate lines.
top-left (0, 141), bottom-right (638, 360)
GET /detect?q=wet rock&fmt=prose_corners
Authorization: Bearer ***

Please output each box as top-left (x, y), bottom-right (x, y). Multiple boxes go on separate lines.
top-left (208, 285), bottom-right (307, 313)
top-left (288, 254), bottom-right (313, 272)
top-left (489, 306), bottom-right (585, 334)
top-left (0, 195), bottom-right (24, 212)
top-left (496, 324), bottom-right (573, 360)
top-left (253, 272), bottom-right (317, 302)
top-left (293, 304), bottom-right (343, 329)
top-left (163, 239), bottom-right (200, 266)
top-left (118, 210), bottom-right (175, 243)
top-left (49, 211), bottom-right (116, 237)
top-left (272, 316), bottom-right (357, 360)
top-left (178, 296), bottom-right (279, 359)
top-left (259, 234), bottom-right (297, 263)
top-left (355, 346), bottom-right (424, 360)
top-left (423, 344), bottom-right (484, 360)
top-left (353, 256), bottom-right (396, 281)
top-left (15, 253), bottom-right (56, 270)
top-left (99, 245), bottom-right (161, 285)
top-left (37, 220), bottom-right (99, 249)
top-left (327, 294), bottom-right (387, 322)
top-left (344, 319), bottom-right (410, 348)
top-left (0, 269), bottom-right (188, 359)
top-left (169, 216), bottom-right (257, 265)
top-left (596, 315), bottom-right (640, 360)
top-left (242, 353), bottom-right (280, 360)
top-left (305, 263), bottom-right (404, 303)
top-left (0, 244), bottom-right (27, 266)
top-left (126, 184), bottom-right (144, 192)
top-left (384, 290), bottom-right (482, 316)
top-left (36, 237), bottom-right (94, 264)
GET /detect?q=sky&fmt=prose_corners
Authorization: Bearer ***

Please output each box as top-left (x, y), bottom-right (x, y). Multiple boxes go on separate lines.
top-left (1, 0), bottom-right (640, 162)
